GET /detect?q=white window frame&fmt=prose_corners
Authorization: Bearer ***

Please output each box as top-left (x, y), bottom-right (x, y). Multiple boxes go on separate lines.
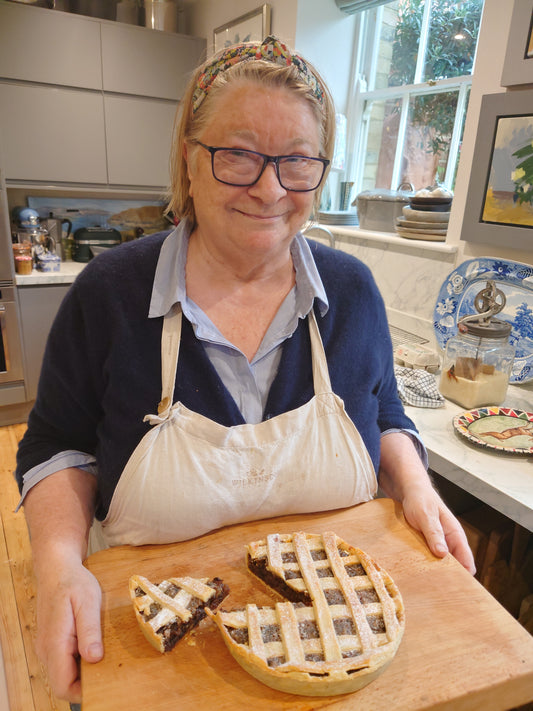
top-left (345, 2), bottom-right (479, 195)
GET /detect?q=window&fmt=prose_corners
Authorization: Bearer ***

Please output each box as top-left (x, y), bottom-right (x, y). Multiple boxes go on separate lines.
top-left (345, 0), bottom-right (484, 195)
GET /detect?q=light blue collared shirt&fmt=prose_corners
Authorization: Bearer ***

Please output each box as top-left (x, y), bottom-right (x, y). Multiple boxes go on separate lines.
top-left (148, 224), bottom-right (328, 424)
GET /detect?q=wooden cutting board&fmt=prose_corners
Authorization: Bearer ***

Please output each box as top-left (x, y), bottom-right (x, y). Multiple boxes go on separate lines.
top-left (82, 499), bottom-right (533, 710)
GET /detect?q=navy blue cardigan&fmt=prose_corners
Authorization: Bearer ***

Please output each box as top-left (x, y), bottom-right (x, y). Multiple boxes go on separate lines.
top-left (16, 233), bottom-right (416, 520)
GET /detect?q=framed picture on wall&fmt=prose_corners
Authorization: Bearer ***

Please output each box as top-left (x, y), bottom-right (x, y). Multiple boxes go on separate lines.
top-left (460, 91), bottom-right (533, 250)
top-left (501, 0), bottom-right (533, 86)
top-left (213, 5), bottom-right (272, 54)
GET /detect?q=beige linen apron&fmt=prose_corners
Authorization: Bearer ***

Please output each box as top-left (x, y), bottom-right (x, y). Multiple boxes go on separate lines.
top-left (93, 305), bottom-right (377, 549)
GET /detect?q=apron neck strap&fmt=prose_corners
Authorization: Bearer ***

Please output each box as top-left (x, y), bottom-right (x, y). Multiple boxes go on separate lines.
top-left (308, 307), bottom-right (333, 394)
top-left (157, 303), bottom-right (182, 417)
top-left (156, 303), bottom-right (333, 417)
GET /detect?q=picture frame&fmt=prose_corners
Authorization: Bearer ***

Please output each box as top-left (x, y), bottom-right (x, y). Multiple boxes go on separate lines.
top-left (501, 0), bottom-right (533, 86)
top-left (460, 91), bottom-right (533, 251)
top-left (213, 4), bottom-right (272, 54)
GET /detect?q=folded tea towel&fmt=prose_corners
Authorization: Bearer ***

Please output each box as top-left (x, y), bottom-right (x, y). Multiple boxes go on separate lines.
top-left (394, 365), bottom-right (445, 408)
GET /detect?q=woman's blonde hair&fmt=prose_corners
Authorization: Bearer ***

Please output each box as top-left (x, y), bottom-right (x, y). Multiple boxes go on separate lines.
top-left (166, 41), bottom-right (336, 226)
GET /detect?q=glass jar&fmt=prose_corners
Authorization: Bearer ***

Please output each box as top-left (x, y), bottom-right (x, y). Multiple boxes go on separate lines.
top-left (439, 317), bottom-right (515, 409)
top-left (12, 242), bottom-right (33, 274)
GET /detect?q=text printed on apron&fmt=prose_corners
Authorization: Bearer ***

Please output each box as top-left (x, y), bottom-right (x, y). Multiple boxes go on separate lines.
top-left (96, 306), bottom-right (377, 547)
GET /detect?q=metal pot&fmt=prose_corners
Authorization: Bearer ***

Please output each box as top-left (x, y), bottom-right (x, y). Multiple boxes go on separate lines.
top-left (355, 183), bottom-right (414, 232)
top-left (40, 214), bottom-right (72, 247)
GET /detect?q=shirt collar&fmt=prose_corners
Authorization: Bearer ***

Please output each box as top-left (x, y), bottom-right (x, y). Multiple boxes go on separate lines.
top-left (148, 220), bottom-right (329, 319)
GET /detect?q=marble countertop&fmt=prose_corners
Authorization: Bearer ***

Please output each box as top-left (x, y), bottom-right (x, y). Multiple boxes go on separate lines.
top-left (405, 382), bottom-right (533, 532)
top-left (15, 261), bottom-right (86, 286)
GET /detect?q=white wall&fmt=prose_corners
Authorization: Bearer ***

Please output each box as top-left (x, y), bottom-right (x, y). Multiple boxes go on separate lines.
top-left (186, 0), bottom-right (297, 53)
top-left (293, 0), bottom-right (356, 115)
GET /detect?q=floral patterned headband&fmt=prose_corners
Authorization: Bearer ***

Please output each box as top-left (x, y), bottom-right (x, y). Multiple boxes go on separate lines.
top-left (192, 35), bottom-right (325, 113)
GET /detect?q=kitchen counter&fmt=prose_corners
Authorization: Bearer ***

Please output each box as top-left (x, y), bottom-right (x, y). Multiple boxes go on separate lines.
top-left (15, 260), bottom-right (86, 285)
top-left (405, 381), bottom-right (533, 532)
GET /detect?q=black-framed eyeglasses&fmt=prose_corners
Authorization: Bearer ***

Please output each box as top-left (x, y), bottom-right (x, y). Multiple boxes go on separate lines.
top-left (192, 140), bottom-right (329, 192)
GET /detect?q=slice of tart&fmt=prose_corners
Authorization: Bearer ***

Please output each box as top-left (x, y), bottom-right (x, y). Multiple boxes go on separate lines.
top-left (129, 574), bottom-right (229, 653)
top-left (208, 531), bottom-right (404, 696)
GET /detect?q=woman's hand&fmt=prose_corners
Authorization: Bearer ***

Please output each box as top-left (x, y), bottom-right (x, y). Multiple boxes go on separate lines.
top-left (400, 482), bottom-right (476, 574)
top-left (22, 467), bottom-right (102, 702)
top-left (34, 555), bottom-right (103, 703)
top-left (379, 431), bottom-right (475, 575)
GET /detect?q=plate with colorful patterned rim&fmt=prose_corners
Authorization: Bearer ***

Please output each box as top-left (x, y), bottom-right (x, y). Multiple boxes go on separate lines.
top-left (453, 407), bottom-right (533, 454)
top-left (433, 258), bottom-right (533, 383)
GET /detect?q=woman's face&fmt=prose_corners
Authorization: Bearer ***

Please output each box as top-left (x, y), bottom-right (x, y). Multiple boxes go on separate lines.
top-left (186, 82), bottom-right (321, 261)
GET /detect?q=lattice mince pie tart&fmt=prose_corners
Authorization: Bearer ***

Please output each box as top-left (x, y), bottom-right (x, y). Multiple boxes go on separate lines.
top-left (207, 531), bottom-right (404, 696)
top-left (129, 574), bottom-right (229, 653)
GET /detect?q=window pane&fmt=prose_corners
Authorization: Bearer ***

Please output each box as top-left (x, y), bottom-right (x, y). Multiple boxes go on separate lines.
top-left (387, 0), bottom-right (421, 87)
top-left (386, 0), bottom-right (483, 87)
top-left (362, 98), bottom-right (400, 190)
top-left (401, 90), bottom-right (459, 188)
top-left (424, 0), bottom-right (484, 82)
top-left (373, 1), bottom-right (406, 89)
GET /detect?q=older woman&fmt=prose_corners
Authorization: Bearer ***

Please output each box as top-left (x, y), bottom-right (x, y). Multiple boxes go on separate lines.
top-left (16, 37), bottom-right (474, 704)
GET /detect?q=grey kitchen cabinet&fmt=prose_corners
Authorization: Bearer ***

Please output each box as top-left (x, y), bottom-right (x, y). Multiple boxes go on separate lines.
top-left (0, 1), bottom-right (102, 90)
top-left (104, 95), bottom-right (176, 186)
top-left (101, 22), bottom-right (205, 100)
top-left (18, 284), bottom-right (70, 402)
top-left (0, 82), bottom-right (108, 183)
top-left (0, 1), bottom-right (205, 189)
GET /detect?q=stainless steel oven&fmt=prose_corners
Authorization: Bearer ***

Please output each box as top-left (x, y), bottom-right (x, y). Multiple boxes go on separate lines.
top-left (0, 172), bottom-right (27, 406)
top-left (0, 285), bottom-right (24, 386)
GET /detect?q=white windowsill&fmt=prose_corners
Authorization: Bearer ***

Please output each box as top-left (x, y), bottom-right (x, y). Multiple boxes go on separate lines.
top-left (323, 225), bottom-right (458, 254)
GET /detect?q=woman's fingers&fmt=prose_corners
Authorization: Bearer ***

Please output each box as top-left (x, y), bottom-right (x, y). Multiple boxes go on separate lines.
top-left (35, 564), bottom-right (103, 703)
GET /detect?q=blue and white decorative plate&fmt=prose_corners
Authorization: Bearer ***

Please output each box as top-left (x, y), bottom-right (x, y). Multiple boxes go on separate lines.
top-left (433, 258), bottom-right (533, 383)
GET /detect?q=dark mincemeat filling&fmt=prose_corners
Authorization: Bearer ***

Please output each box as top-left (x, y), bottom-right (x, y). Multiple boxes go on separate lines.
top-left (229, 626), bottom-right (249, 645)
top-left (324, 589), bottom-right (345, 605)
top-left (261, 623), bottom-right (281, 643)
top-left (345, 563), bottom-right (366, 576)
top-left (334, 617), bottom-right (356, 635)
top-left (248, 555), bottom-right (311, 604)
top-left (298, 619), bottom-right (319, 639)
top-left (366, 615), bottom-right (386, 633)
top-left (358, 589), bottom-right (379, 604)
top-left (267, 654), bottom-right (286, 667)
top-left (316, 567), bottom-right (333, 578)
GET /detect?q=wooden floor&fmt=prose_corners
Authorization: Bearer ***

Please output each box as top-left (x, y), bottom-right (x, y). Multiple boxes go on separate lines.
top-left (0, 423), bottom-right (69, 711)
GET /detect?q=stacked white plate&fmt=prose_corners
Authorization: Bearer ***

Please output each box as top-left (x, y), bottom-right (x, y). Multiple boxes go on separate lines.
top-left (395, 204), bottom-right (450, 241)
top-left (318, 210), bottom-right (359, 226)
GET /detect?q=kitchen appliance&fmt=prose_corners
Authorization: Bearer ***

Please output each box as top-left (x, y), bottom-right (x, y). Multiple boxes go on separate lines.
top-left (0, 285), bottom-right (25, 390)
top-left (0, 191), bottom-right (27, 407)
top-left (40, 213), bottom-right (72, 252)
top-left (72, 227), bottom-right (122, 262)
top-left (12, 205), bottom-right (58, 258)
